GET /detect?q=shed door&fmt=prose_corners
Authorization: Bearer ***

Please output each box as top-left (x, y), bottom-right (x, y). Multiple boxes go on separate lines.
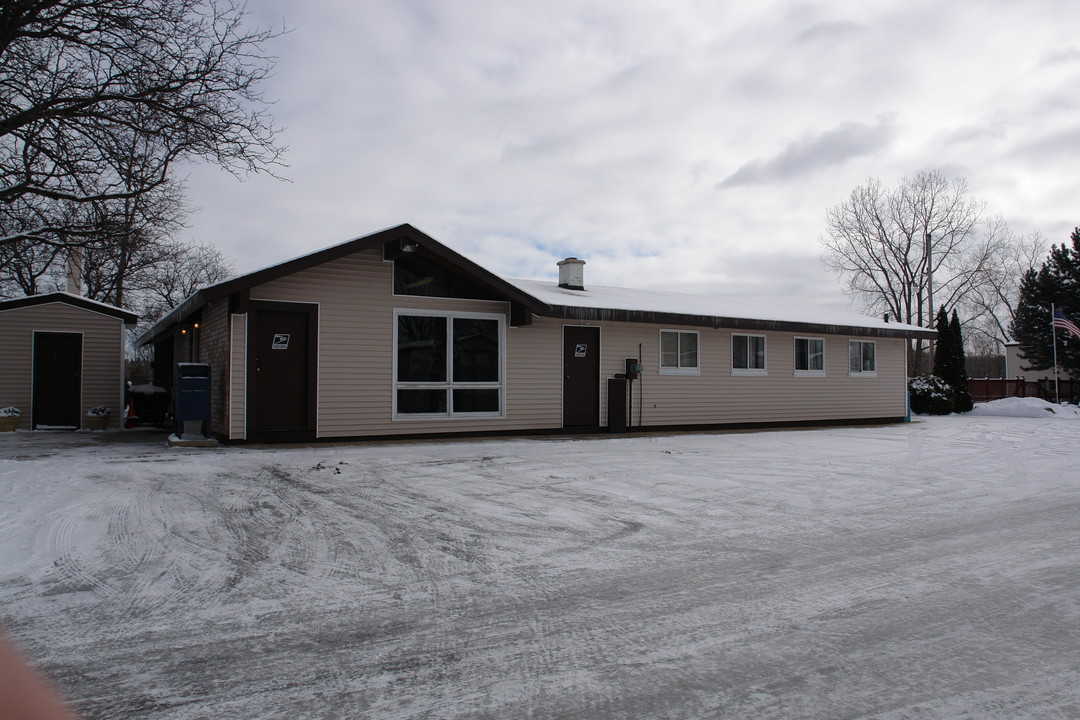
top-left (563, 326), bottom-right (600, 428)
top-left (33, 332), bottom-right (82, 429)
top-left (250, 305), bottom-right (317, 439)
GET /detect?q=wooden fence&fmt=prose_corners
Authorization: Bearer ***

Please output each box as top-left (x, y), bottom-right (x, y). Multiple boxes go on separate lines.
top-left (969, 378), bottom-right (1078, 403)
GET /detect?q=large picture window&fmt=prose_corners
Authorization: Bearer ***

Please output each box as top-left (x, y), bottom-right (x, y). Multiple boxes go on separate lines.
top-left (848, 340), bottom-right (876, 376)
top-left (794, 337), bottom-right (825, 376)
top-left (659, 330), bottom-right (699, 374)
top-left (732, 333), bottom-right (767, 375)
top-left (395, 311), bottom-right (504, 418)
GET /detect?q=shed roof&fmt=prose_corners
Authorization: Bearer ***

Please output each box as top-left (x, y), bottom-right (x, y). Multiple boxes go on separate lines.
top-left (0, 292), bottom-right (139, 325)
top-left (138, 223), bottom-right (936, 344)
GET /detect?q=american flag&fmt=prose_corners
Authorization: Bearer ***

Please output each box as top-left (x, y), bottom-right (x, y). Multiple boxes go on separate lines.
top-left (1053, 308), bottom-right (1080, 339)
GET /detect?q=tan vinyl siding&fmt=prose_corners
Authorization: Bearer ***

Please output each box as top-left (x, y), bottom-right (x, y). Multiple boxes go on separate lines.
top-left (0, 302), bottom-right (126, 430)
top-left (505, 319), bottom-right (563, 427)
top-left (239, 248), bottom-right (909, 439)
top-left (229, 313), bottom-right (247, 439)
top-left (597, 323), bottom-right (907, 427)
top-left (251, 248), bottom-right (557, 438)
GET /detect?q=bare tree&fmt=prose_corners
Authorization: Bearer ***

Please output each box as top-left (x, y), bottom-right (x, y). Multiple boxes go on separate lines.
top-left (135, 240), bottom-right (234, 324)
top-left (1, 0), bottom-right (285, 251)
top-left (820, 171), bottom-right (1002, 371)
top-left (959, 222), bottom-right (1047, 356)
top-left (79, 181), bottom-right (187, 308)
top-left (0, 238), bottom-right (65, 297)
top-left (121, 238), bottom-right (234, 379)
top-left (0, 201), bottom-right (77, 295)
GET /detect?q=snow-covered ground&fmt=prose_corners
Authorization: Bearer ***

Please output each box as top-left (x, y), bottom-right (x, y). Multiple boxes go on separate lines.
top-left (2, 401), bottom-right (1080, 719)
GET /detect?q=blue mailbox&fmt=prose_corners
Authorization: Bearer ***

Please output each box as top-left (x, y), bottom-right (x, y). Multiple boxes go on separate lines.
top-left (175, 363), bottom-right (211, 438)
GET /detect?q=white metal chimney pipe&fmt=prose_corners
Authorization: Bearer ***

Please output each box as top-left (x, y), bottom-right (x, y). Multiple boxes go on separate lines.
top-left (65, 248), bottom-right (83, 295)
top-left (557, 257), bottom-right (585, 290)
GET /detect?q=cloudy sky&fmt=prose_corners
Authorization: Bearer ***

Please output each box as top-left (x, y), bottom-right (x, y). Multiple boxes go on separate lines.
top-left (180, 0), bottom-right (1079, 309)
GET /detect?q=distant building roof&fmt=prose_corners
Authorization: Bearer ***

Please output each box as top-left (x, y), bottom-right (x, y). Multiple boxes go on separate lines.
top-left (0, 292), bottom-right (138, 325)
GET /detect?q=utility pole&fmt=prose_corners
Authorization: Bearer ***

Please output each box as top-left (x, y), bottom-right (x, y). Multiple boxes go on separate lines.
top-left (926, 232), bottom-right (934, 371)
top-left (1051, 303), bottom-right (1061, 404)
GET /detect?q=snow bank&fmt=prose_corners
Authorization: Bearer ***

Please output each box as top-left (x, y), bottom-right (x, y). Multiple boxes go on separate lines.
top-left (969, 396), bottom-right (1080, 419)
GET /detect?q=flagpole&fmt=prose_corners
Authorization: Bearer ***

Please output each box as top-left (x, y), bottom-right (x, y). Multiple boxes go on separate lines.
top-left (1051, 303), bottom-right (1060, 404)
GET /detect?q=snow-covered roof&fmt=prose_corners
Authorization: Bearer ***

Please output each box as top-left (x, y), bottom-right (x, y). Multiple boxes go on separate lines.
top-left (0, 291), bottom-right (138, 324)
top-left (507, 278), bottom-right (929, 336)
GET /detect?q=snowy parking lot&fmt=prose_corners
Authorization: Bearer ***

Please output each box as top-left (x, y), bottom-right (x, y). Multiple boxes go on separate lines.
top-left (2, 404), bottom-right (1080, 719)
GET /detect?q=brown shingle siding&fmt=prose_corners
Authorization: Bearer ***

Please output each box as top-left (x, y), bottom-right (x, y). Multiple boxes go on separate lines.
top-left (200, 301), bottom-right (230, 435)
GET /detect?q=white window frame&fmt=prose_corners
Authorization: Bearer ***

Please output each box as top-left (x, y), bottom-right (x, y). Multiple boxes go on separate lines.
top-left (732, 333), bottom-right (767, 376)
top-left (658, 329), bottom-right (700, 375)
top-left (794, 336), bottom-right (825, 377)
top-left (393, 309), bottom-right (506, 420)
top-left (848, 339), bottom-right (877, 377)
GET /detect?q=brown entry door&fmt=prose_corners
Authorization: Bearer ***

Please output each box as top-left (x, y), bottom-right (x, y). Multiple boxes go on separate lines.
top-left (33, 332), bottom-right (82, 429)
top-left (251, 306), bottom-right (315, 438)
top-left (563, 326), bottom-right (600, 428)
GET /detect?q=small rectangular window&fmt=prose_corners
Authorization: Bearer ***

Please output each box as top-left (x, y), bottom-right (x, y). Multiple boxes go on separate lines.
top-left (732, 333), bottom-right (767, 375)
top-left (452, 388), bottom-right (500, 413)
top-left (659, 330), bottom-right (699, 375)
top-left (848, 340), bottom-right (876, 375)
top-left (397, 388), bottom-right (447, 414)
top-left (794, 337), bottom-right (825, 376)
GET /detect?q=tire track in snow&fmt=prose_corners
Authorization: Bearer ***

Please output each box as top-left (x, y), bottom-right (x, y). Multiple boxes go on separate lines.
top-left (143, 473), bottom-right (241, 600)
top-left (213, 465), bottom-right (324, 593)
top-left (45, 489), bottom-right (122, 599)
top-left (265, 462), bottom-right (416, 598)
top-left (101, 480), bottom-right (182, 614)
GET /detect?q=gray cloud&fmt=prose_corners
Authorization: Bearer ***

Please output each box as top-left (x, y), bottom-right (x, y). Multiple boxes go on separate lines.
top-left (1011, 126), bottom-right (1080, 162)
top-left (1038, 48), bottom-right (1080, 66)
top-left (796, 21), bottom-right (868, 47)
top-left (718, 117), bottom-right (896, 189)
top-left (681, 248), bottom-right (847, 306)
top-left (941, 122), bottom-right (1007, 148)
top-left (501, 132), bottom-right (581, 162)
top-left (181, 1), bottom-right (1080, 313)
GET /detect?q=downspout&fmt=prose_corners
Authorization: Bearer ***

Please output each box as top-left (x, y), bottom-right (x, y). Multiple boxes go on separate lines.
top-left (638, 342), bottom-right (643, 429)
top-left (904, 324), bottom-right (912, 422)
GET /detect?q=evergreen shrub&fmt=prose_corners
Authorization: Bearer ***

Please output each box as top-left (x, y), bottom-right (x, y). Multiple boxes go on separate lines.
top-left (909, 375), bottom-right (954, 415)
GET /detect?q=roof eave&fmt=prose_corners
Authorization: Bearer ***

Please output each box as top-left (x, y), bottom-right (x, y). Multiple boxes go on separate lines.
top-left (540, 304), bottom-right (936, 339)
top-left (136, 223), bottom-right (548, 346)
top-left (0, 292), bottom-right (139, 325)
top-left (136, 290), bottom-right (208, 347)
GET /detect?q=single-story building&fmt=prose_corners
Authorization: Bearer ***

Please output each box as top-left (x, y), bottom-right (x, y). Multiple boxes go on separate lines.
top-left (1003, 341), bottom-right (1074, 381)
top-left (0, 292), bottom-right (138, 430)
top-left (137, 224), bottom-right (935, 443)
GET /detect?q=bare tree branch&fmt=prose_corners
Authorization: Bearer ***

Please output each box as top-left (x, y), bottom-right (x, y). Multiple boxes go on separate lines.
top-left (819, 171), bottom-right (1019, 372)
top-left (0, 0), bottom-right (286, 251)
